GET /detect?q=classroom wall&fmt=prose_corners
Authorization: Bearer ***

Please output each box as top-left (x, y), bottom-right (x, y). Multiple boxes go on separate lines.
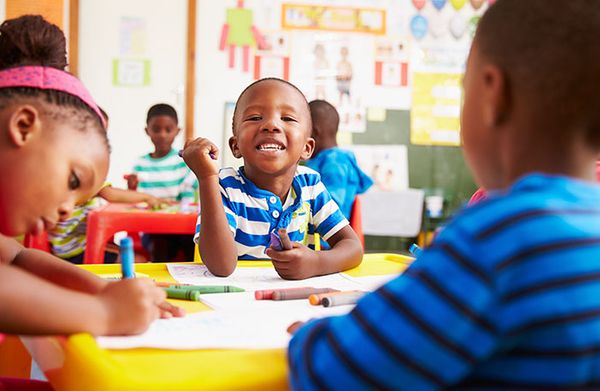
top-left (78, 0), bottom-right (187, 186)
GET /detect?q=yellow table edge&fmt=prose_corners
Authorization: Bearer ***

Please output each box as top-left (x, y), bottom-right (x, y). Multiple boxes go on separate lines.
top-left (23, 253), bottom-right (413, 391)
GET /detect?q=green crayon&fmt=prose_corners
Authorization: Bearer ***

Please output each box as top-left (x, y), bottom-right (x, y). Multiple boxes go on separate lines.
top-left (168, 285), bottom-right (245, 294)
top-left (164, 287), bottom-right (201, 301)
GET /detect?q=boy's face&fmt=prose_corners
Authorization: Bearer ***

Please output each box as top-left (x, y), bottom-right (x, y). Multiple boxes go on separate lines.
top-left (0, 108), bottom-right (109, 236)
top-left (229, 80), bottom-right (315, 178)
top-left (461, 42), bottom-right (503, 190)
top-left (146, 115), bottom-right (179, 155)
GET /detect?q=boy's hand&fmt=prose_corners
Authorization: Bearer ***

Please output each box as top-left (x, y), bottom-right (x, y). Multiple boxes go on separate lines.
top-left (126, 174), bottom-right (139, 190)
top-left (98, 278), bottom-right (166, 335)
top-left (181, 138), bottom-right (219, 180)
top-left (266, 242), bottom-right (320, 280)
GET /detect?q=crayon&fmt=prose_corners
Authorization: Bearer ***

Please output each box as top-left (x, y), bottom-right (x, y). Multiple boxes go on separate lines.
top-left (255, 289), bottom-right (276, 300)
top-left (269, 231), bottom-right (283, 251)
top-left (164, 287), bottom-right (201, 301)
top-left (272, 287), bottom-right (338, 301)
top-left (322, 291), bottom-right (365, 307)
top-left (409, 243), bottom-right (423, 257)
top-left (169, 285), bottom-right (245, 294)
top-left (309, 290), bottom-right (363, 305)
top-left (119, 237), bottom-right (135, 279)
top-left (254, 286), bottom-right (311, 300)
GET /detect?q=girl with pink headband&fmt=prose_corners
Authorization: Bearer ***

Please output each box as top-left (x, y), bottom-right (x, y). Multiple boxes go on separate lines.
top-left (0, 16), bottom-right (183, 374)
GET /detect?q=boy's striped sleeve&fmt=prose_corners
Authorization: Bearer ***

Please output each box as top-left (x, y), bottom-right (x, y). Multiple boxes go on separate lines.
top-left (288, 234), bottom-right (499, 390)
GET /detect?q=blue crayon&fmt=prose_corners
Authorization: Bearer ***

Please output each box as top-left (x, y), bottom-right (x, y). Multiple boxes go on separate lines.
top-left (409, 243), bottom-right (423, 258)
top-left (120, 237), bottom-right (135, 279)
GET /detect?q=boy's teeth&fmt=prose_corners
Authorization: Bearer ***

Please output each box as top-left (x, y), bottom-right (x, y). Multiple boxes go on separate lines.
top-left (258, 143), bottom-right (283, 150)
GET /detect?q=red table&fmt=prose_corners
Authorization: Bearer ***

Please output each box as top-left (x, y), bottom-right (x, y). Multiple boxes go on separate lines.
top-left (84, 203), bottom-right (197, 264)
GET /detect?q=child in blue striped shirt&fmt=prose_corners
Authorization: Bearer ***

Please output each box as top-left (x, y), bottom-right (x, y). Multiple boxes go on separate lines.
top-left (182, 78), bottom-right (363, 278)
top-left (288, 0), bottom-right (600, 389)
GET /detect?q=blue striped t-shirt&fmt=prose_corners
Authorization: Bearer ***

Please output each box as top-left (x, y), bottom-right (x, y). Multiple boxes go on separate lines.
top-left (289, 173), bottom-right (600, 390)
top-left (194, 166), bottom-right (348, 260)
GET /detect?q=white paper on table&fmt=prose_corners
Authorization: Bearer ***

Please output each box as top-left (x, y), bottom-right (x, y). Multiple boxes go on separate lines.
top-left (340, 273), bottom-right (400, 291)
top-left (167, 264), bottom-right (359, 291)
top-left (96, 305), bottom-right (352, 350)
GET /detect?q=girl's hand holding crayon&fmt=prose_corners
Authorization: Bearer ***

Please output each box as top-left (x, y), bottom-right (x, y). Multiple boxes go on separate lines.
top-left (98, 278), bottom-right (181, 335)
top-left (181, 138), bottom-right (220, 181)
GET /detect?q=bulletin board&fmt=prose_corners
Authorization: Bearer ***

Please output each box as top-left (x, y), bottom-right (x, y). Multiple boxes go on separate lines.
top-left (211, 0), bottom-right (488, 222)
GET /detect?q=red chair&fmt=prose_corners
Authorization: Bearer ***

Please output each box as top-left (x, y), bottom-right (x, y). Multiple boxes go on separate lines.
top-left (23, 231), bottom-right (50, 252)
top-left (349, 196), bottom-right (364, 249)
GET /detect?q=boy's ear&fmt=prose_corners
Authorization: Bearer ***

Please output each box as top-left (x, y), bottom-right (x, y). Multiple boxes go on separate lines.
top-left (483, 64), bottom-right (511, 128)
top-left (300, 137), bottom-right (316, 161)
top-left (229, 136), bottom-right (242, 158)
top-left (7, 104), bottom-right (41, 147)
top-left (144, 126), bottom-right (150, 136)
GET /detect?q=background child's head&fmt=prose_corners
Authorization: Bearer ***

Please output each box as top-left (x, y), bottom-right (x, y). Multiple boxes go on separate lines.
top-left (309, 99), bottom-right (339, 156)
top-left (228, 78), bottom-right (314, 176)
top-left (0, 15), bottom-right (109, 236)
top-left (145, 103), bottom-right (180, 156)
top-left (461, 0), bottom-right (600, 190)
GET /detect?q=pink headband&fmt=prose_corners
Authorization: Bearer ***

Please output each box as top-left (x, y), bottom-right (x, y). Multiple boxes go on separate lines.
top-left (0, 66), bottom-right (106, 128)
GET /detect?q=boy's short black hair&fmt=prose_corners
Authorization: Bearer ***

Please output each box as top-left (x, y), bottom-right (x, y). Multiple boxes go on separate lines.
top-left (309, 99), bottom-right (339, 136)
top-left (476, 0), bottom-right (600, 148)
top-left (231, 77), bottom-right (309, 134)
top-left (146, 103), bottom-right (178, 124)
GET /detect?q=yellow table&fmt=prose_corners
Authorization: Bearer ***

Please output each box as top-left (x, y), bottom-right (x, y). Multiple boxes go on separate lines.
top-left (15, 254), bottom-right (412, 391)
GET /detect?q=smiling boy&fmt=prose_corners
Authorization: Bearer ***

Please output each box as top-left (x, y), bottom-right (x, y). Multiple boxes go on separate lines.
top-left (182, 78), bottom-right (362, 279)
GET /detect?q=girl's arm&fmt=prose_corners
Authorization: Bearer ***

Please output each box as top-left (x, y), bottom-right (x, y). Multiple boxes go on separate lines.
top-left (1, 235), bottom-right (107, 293)
top-left (0, 263), bottom-right (165, 336)
top-left (98, 186), bottom-right (163, 208)
top-left (182, 138), bottom-right (237, 276)
top-left (266, 226), bottom-right (363, 280)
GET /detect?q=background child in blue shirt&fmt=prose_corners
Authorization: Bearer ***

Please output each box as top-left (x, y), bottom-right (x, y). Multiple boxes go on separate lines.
top-left (305, 99), bottom-right (373, 220)
top-left (288, 0), bottom-right (600, 388)
top-left (182, 78), bottom-right (363, 279)
top-left (127, 103), bottom-right (198, 261)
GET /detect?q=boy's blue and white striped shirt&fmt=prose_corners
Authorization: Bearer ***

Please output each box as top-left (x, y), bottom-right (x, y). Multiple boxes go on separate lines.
top-left (193, 166), bottom-right (348, 260)
top-left (289, 174), bottom-right (600, 390)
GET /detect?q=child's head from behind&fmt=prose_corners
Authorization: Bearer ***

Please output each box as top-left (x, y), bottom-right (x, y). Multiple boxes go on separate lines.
top-left (145, 103), bottom-right (179, 156)
top-left (309, 99), bottom-right (339, 155)
top-left (0, 15), bottom-right (109, 236)
top-left (462, 0), bottom-right (600, 190)
top-left (229, 78), bottom-right (315, 177)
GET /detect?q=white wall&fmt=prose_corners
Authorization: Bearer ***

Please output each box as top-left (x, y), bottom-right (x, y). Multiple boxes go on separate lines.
top-left (0, 1), bottom-right (5, 22)
top-left (195, 0), bottom-right (253, 166)
top-left (78, 0), bottom-right (187, 186)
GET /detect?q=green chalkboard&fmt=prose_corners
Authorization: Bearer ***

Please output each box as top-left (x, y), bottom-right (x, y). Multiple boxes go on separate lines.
top-left (349, 109), bottom-right (478, 252)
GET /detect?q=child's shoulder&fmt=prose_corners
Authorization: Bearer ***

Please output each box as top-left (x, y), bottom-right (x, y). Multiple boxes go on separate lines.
top-left (295, 165), bottom-right (322, 184)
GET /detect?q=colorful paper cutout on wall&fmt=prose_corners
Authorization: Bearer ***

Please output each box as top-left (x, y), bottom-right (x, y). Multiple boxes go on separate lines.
top-left (218, 1), bottom-right (268, 73)
top-left (410, 72), bottom-right (462, 146)
top-left (282, 4), bottom-right (386, 35)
